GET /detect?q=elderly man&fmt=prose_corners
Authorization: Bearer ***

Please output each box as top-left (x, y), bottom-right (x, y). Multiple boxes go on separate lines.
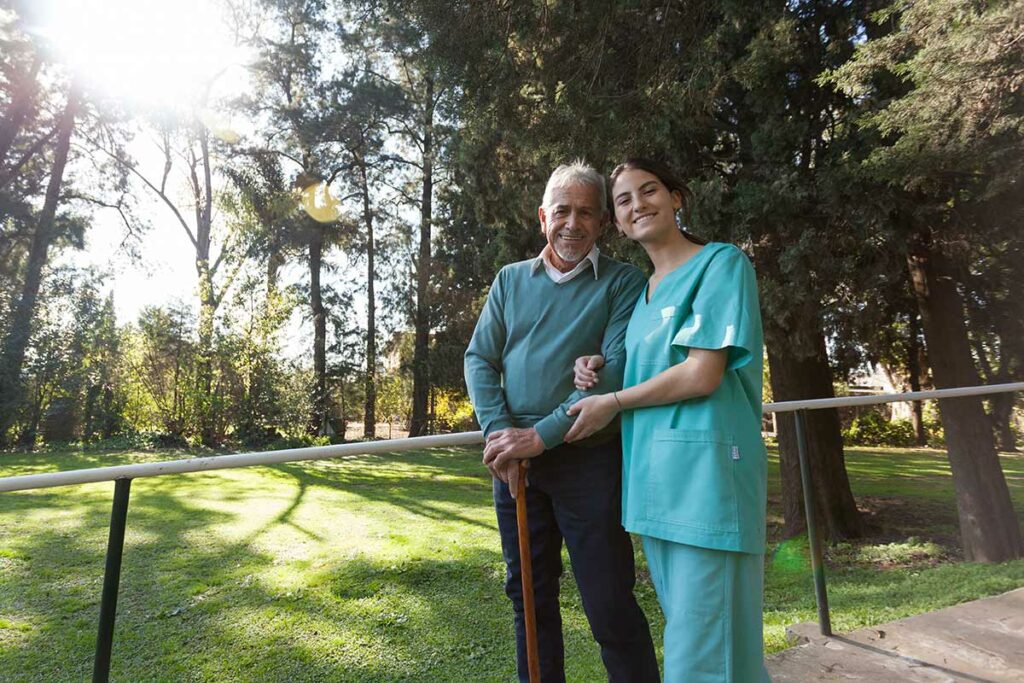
top-left (465, 161), bottom-right (659, 682)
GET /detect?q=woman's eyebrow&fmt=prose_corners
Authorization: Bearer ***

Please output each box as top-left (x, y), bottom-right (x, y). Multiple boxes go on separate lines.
top-left (615, 181), bottom-right (659, 201)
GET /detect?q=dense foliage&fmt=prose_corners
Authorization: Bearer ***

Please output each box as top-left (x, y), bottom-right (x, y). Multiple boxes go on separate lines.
top-left (0, 0), bottom-right (1020, 553)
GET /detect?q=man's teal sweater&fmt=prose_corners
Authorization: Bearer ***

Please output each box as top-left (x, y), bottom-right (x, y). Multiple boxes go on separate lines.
top-left (464, 253), bottom-right (646, 448)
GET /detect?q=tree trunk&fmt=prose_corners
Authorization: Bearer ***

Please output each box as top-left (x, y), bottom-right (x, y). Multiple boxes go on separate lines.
top-left (359, 161), bottom-right (377, 438)
top-left (309, 222), bottom-right (328, 435)
top-left (0, 86), bottom-right (79, 443)
top-left (338, 376), bottom-right (347, 442)
top-left (0, 57), bottom-right (42, 164)
top-left (267, 247), bottom-right (284, 304)
top-left (970, 334), bottom-right (1020, 454)
top-left (907, 313), bottom-right (928, 445)
top-left (991, 393), bottom-right (1018, 453)
top-left (991, 322), bottom-right (1022, 453)
top-left (100, 385), bottom-right (117, 438)
top-left (83, 383), bottom-right (100, 441)
top-left (410, 77), bottom-right (435, 437)
top-left (906, 235), bottom-right (1023, 562)
top-left (17, 391), bottom-right (43, 449)
top-left (767, 319), bottom-right (864, 541)
top-left (193, 126), bottom-right (218, 445)
top-left (195, 257), bottom-right (217, 445)
top-left (429, 384), bottom-right (436, 431)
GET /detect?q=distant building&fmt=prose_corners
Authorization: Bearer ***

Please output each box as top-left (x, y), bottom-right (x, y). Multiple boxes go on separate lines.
top-left (848, 363), bottom-right (917, 421)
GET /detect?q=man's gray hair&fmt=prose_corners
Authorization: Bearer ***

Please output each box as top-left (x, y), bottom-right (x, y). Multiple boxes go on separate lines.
top-left (542, 160), bottom-right (607, 213)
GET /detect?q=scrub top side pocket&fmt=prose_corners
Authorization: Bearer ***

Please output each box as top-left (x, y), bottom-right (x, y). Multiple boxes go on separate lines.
top-left (645, 428), bottom-right (739, 533)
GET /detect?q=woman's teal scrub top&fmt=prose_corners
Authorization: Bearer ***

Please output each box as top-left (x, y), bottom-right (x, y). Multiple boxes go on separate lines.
top-left (621, 243), bottom-right (767, 554)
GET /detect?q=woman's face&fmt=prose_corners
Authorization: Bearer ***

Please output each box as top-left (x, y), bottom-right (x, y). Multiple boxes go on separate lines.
top-left (611, 168), bottom-right (682, 243)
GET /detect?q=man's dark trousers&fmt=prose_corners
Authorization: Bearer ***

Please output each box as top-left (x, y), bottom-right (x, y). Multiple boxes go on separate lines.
top-left (493, 439), bottom-right (659, 683)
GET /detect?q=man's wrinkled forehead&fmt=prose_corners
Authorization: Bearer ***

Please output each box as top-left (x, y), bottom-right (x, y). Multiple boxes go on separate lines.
top-left (543, 183), bottom-right (604, 213)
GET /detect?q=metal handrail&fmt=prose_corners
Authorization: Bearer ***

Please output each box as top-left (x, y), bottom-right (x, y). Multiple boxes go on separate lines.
top-left (763, 382), bottom-right (1024, 412)
top-left (0, 431), bottom-right (485, 493)
top-left (2, 381), bottom-right (1022, 681)
top-left (4, 382), bottom-right (1020, 494)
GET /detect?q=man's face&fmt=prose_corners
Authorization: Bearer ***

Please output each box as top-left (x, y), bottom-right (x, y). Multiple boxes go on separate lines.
top-left (538, 183), bottom-right (606, 264)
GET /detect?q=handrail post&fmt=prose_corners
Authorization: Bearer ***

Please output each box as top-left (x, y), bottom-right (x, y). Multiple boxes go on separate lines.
top-left (794, 409), bottom-right (832, 636)
top-left (93, 477), bottom-right (132, 683)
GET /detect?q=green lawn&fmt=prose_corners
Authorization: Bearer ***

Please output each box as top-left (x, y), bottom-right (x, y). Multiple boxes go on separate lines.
top-left (1, 445), bottom-right (1023, 682)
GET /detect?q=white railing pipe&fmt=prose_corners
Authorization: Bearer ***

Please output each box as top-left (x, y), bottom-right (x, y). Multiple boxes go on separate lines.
top-left (1, 382), bottom-right (1021, 494)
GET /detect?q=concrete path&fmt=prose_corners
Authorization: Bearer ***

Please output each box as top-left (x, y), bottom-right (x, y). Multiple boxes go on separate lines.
top-left (766, 587), bottom-right (1024, 682)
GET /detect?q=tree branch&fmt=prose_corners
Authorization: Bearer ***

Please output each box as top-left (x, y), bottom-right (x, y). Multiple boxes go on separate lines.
top-left (84, 133), bottom-right (199, 249)
top-left (66, 193), bottom-right (142, 249)
top-left (159, 132), bottom-right (173, 195)
top-left (0, 126), bottom-right (60, 189)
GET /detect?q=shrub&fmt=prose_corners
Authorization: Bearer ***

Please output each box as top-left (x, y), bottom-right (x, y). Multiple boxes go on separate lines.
top-left (76, 431), bottom-right (187, 451)
top-left (263, 433), bottom-right (331, 450)
top-left (843, 411), bottom-right (917, 447)
top-left (434, 390), bottom-right (475, 432)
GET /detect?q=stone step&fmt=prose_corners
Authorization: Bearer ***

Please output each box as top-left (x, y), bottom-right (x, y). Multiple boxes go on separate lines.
top-left (766, 588), bottom-right (1024, 682)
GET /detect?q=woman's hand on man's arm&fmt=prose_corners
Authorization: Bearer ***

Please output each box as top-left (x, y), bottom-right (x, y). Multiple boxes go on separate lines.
top-left (564, 393), bottom-right (619, 442)
top-left (565, 348), bottom-right (728, 443)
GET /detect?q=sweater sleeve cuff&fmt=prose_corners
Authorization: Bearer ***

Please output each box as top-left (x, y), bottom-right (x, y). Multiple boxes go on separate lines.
top-left (482, 418), bottom-right (514, 439)
top-left (533, 410), bottom-right (573, 450)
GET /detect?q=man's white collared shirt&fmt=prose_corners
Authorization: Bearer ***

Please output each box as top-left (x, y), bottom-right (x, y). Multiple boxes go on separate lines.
top-left (531, 245), bottom-right (600, 284)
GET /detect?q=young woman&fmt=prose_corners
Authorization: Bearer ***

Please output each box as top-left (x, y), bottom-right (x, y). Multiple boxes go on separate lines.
top-left (564, 158), bottom-right (770, 682)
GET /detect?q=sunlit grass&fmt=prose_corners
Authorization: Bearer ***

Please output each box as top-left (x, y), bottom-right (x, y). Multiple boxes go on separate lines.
top-left (1, 445), bottom-right (1023, 681)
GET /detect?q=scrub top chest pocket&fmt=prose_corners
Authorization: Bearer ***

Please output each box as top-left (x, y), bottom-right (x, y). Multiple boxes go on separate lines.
top-left (631, 304), bottom-right (693, 368)
top-left (645, 428), bottom-right (739, 533)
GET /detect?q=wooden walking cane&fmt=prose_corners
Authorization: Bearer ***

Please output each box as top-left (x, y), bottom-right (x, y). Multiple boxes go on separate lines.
top-left (515, 460), bottom-right (542, 683)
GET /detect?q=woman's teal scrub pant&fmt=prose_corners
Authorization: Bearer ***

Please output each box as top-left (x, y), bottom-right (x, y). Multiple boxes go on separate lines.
top-left (641, 537), bottom-right (771, 682)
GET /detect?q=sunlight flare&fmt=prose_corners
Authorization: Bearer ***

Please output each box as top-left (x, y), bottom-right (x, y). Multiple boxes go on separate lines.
top-left (300, 182), bottom-right (344, 223)
top-left (26, 0), bottom-right (249, 110)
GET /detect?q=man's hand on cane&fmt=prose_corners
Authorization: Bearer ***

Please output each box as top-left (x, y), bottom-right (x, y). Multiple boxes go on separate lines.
top-left (484, 427), bottom-right (545, 468)
top-left (484, 427), bottom-right (544, 498)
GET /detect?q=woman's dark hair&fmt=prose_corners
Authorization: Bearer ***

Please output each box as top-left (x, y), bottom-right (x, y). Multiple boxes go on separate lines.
top-left (608, 157), bottom-right (707, 245)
